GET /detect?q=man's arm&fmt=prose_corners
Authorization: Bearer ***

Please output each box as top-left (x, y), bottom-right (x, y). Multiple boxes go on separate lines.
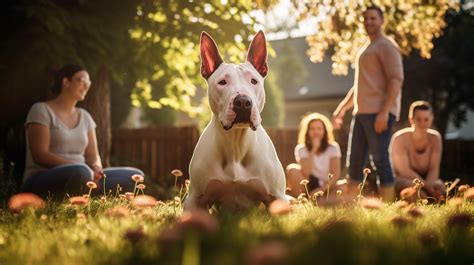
top-left (374, 42), bottom-right (404, 134)
top-left (374, 79), bottom-right (402, 133)
top-left (332, 87), bottom-right (354, 129)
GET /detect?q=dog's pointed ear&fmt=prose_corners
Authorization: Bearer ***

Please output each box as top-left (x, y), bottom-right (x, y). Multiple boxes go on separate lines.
top-left (246, 30), bottom-right (268, 78)
top-left (200, 32), bottom-right (224, 80)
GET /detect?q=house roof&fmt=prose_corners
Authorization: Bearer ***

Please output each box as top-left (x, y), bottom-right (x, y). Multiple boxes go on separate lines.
top-left (269, 36), bottom-right (354, 101)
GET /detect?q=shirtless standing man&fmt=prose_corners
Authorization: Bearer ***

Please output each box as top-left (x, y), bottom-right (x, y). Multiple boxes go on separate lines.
top-left (390, 101), bottom-right (444, 199)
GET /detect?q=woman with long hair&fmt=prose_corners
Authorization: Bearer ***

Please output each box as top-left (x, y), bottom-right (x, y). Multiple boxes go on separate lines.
top-left (22, 64), bottom-right (144, 199)
top-left (286, 113), bottom-right (341, 197)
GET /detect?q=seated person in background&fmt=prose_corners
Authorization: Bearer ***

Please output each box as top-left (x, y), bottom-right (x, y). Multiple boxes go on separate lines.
top-left (286, 113), bottom-right (341, 197)
top-left (390, 100), bottom-right (444, 199)
top-left (22, 64), bottom-right (144, 199)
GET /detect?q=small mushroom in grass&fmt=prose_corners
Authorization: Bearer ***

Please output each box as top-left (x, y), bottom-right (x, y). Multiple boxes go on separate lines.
top-left (8, 193), bottom-right (45, 213)
top-left (105, 206), bottom-right (130, 218)
top-left (406, 206), bottom-right (424, 218)
top-left (458, 184), bottom-right (469, 193)
top-left (390, 215), bottom-right (413, 228)
top-left (123, 227), bottom-right (146, 244)
top-left (176, 210), bottom-right (218, 234)
top-left (361, 197), bottom-right (384, 209)
top-left (394, 200), bottom-right (409, 209)
top-left (447, 213), bottom-right (472, 229)
top-left (246, 240), bottom-right (288, 265)
top-left (400, 187), bottom-right (417, 203)
top-left (125, 192), bottom-right (134, 201)
top-left (418, 230), bottom-right (439, 247)
top-left (131, 195), bottom-right (158, 208)
top-left (69, 196), bottom-right (88, 206)
top-left (268, 199), bottom-right (292, 216)
top-left (447, 197), bottom-right (464, 207)
top-left (463, 187), bottom-right (474, 200)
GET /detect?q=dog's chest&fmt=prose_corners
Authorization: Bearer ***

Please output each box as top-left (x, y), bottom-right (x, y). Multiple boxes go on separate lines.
top-left (221, 160), bottom-right (254, 181)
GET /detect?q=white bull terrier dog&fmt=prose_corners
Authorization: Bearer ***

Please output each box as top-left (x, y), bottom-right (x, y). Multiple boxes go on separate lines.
top-left (184, 31), bottom-right (287, 210)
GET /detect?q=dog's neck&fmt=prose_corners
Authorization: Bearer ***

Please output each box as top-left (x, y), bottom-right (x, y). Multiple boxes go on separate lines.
top-left (211, 114), bottom-right (256, 160)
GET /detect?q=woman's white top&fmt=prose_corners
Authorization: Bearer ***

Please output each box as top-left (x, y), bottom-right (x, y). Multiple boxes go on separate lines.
top-left (294, 142), bottom-right (341, 186)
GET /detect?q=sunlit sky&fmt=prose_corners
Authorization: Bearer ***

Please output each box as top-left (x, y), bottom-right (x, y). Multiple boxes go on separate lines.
top-left (251, 0), bottom-right (318, 40)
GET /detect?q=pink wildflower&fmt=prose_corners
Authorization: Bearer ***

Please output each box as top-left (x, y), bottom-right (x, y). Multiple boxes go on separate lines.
top-left (86, 181), bottom-right (97, 189)
top-left (131, 174), bottom-right (144, 183)
top-left (171, 169), bottom-right (183, 177)
top-left (176, 210), bottom-right (218, 234)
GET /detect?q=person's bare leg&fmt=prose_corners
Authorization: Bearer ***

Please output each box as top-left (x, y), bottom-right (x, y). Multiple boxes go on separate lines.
top-left (379, 185), bottom-right (395, 202)
top-left (285, 164), bottom-right (306, 197)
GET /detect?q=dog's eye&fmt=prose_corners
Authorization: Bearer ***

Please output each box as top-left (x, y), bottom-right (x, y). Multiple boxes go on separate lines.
top-left (218, 80), bottom-right (227, 86)
top-left (251, 78), bottom-right (258, 85)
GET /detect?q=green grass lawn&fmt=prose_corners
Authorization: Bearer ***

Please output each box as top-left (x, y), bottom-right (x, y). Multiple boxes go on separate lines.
top-left (0, 194), bottom-right (473, 265)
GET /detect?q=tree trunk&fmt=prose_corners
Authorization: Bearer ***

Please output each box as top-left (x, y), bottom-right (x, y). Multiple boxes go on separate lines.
top-left (80, 66), bottom-right (111, 167)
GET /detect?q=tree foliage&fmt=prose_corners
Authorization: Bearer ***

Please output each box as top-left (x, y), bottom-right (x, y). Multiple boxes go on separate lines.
top-left (130, 0), bottom-right (259, 119)
top-left (0, 0), bottom-right (261, 122)
top-left (403, 6), bottom-right (474, 137)
top-left (286, 0), bottom-right (455, 75)
top-left (0, 0), bottom-right (138, 124)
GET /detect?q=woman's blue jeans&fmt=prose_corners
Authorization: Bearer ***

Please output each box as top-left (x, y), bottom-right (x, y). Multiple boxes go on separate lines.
top-left (21, 163), bottom-right (144, 199)
top-left (346, 114), bottom-right (395, 186)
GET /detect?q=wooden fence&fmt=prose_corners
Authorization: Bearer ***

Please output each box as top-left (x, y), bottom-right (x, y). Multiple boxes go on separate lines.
top-left (111, 127), bottom-right (199, 180)
top-left (111, 126), bottom-right (473, 180)
top-left (111, 127), bottom-right (299, 180)
top-left (265, 128), bottom-right (299, 166)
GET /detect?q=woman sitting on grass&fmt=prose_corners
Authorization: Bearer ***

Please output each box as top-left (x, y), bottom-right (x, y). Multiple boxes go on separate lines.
top-left (285, 113), bottom-right (341, 197)
top-left (390, 100), bottom-right (444, 200)
top-left (22, 64), bottom-right (144, 199)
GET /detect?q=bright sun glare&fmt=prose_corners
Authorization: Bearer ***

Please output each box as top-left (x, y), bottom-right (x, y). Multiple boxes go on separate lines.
top-left (252, 0), bottom-right (319, 41)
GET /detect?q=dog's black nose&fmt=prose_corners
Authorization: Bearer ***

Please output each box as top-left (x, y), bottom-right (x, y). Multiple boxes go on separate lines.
top-left (233, 94), bottom-right (252, 111)
top-left (233, 94), bottom-right (252, 122)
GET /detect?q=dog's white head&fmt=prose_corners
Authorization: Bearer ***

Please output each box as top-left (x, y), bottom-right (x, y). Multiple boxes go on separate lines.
top-left (200, 31), bottom-right (268, 131)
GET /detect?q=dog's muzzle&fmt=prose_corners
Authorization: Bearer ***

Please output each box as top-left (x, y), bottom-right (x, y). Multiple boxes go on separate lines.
top-left (222, 94), bottom-right (257, 131)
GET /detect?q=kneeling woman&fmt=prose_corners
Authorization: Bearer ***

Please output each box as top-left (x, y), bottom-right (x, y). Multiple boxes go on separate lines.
top-left (22, 64), bottom-right (144, 199)
top-left (286, 113), bottom-right (341, 197)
